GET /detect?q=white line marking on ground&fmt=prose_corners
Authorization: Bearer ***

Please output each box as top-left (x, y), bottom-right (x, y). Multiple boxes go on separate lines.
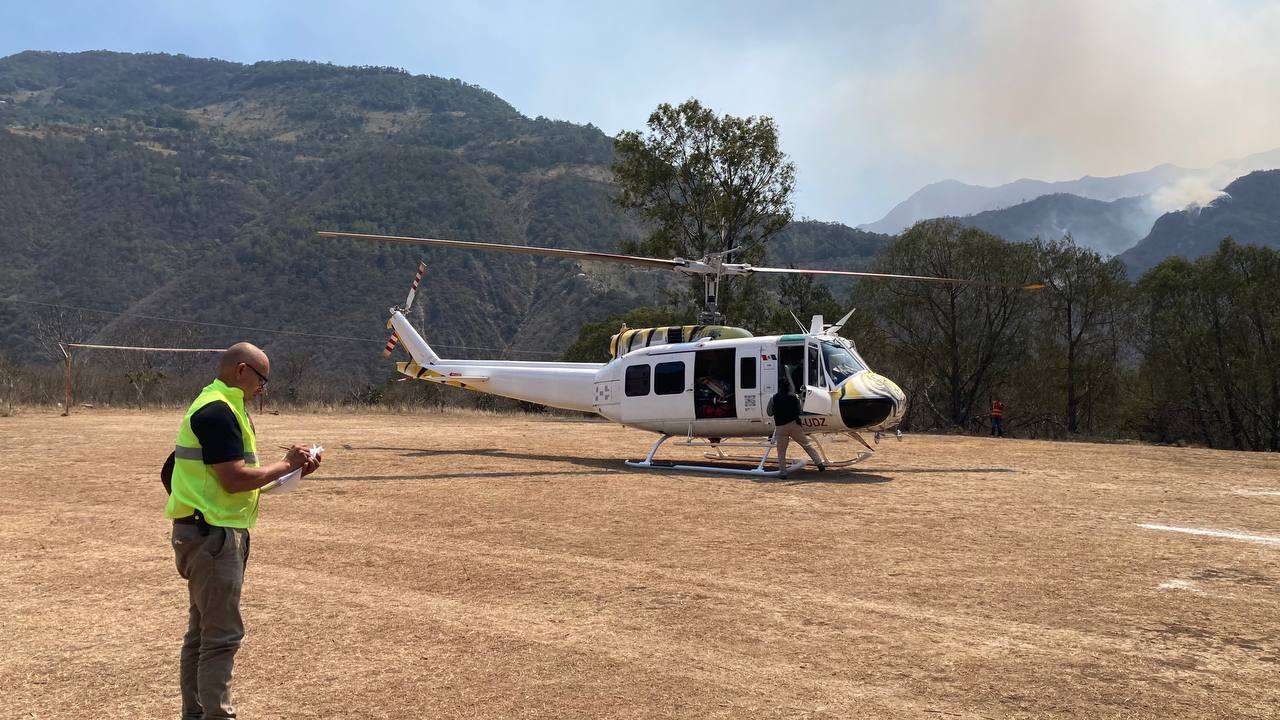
top-left (1139, 523), bottom-right (1280, 546)
top-left (1233, 489), bottom-right (1280, 497)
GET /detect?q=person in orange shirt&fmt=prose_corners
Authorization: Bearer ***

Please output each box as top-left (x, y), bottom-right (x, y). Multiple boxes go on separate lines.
top-left (990, 398), bottom-right (1005, 437)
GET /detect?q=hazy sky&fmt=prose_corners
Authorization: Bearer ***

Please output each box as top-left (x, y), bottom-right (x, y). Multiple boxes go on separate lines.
top-left (2, 0), bottom-right (1278, 225)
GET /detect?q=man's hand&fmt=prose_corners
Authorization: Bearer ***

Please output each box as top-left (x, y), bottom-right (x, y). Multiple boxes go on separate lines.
top-left (284, 444), bottom-right (312, 470)
top-left (301, 452), bottom-right (322, 477)
top-left (211, 443), bottom-right (319, 494)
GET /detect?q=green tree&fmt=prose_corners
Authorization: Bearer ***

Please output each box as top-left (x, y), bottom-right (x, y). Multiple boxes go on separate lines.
top-left (612, 99), bottom-right (795, 320)
top-left (852, 220), bottom-right (1039, 430)
top-left (1135, 239), bottom-right (1280, 450)
top-left (768, 272), bottom-right (843, 334)
top-left (1032, 235), bottom-right (1131, 434)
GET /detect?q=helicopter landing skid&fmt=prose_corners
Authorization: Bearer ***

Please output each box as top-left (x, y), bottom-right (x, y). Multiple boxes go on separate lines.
top-left (703, 433), bottom-right (875, 468)
top-left (625, 433), bottom-right (806, 478)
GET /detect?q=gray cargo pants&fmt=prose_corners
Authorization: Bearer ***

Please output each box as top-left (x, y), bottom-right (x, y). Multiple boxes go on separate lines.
top-left (172, 522), bottom-right (250, 720)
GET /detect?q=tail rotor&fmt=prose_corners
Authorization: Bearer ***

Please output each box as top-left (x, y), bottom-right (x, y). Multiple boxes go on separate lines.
top-left (383, 260), bottom-right (427, 358)
top-left (405, 259), bottom-right (426, 310)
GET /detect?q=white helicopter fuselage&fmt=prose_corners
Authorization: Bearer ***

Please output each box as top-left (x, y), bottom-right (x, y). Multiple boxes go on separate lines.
top-left (390, 311), bottom-right (906, 438)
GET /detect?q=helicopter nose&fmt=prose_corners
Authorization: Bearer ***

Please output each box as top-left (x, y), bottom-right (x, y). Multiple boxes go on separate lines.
top-left (837, 371), bottom-right (907, 430)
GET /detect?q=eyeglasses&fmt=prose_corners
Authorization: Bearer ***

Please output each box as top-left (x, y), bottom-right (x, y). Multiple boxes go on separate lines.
top-left (241, 363), bottom-right (269, 388)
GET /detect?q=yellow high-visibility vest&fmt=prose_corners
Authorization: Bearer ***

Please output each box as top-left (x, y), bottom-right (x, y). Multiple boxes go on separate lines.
top-left (164, 379), bottom-right (261, 528)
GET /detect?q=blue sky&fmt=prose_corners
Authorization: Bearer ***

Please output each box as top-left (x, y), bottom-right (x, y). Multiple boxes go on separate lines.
top-left (3, 1), bottom-right (1278, 225)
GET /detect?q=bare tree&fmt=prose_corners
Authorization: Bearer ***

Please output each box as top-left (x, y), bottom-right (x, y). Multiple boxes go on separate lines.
top-left (0, 352), bottom-right (19, 416)
top-left (276, 350), bottom-right (316, 404)
top-left (29, 307), bottom-right (100, 364)
top-left (29, 308), bottom-right (103, 413)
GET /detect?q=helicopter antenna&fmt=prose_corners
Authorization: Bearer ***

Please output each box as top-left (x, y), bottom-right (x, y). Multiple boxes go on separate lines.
top-left (825, 308), bottom-right (856, 335)
top-left (788, 311), bottom-right (808, 333)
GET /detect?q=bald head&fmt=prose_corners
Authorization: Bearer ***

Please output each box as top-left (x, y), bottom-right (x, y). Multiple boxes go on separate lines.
top-left (218, 342), bottom-right (270, 396)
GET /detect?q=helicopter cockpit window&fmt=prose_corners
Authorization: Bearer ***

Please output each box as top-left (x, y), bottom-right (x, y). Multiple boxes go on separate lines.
top-left (821, 341), bottom-right (867, 385)
top-left (807, 345), bottom-right (821, 387)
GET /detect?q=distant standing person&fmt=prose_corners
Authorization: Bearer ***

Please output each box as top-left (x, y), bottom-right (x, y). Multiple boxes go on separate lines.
top-left (165, 342), bottom-right (322, 720)
top-left (768, 377), bottom-right (826, 478)
top-left (990, 398), bottom-right (1005, 437)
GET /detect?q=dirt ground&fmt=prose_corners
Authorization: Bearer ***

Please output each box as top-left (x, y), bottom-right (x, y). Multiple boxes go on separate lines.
top-left (1, 408), bottom-right (1278, 719)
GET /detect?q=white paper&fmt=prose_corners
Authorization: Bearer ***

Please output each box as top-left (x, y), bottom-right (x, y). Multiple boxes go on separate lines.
top-left (260, 445), bottom-right (324, 495)
top-left (262, 467), bottom-right (302, 495)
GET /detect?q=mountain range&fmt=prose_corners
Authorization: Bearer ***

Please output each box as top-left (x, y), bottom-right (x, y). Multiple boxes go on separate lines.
top-left (0, 50), bottom-right (886, 373)
top-left (862, 149), bottom-right (1280, 238)
top-left (1, 50), bottom-right (1275, 376)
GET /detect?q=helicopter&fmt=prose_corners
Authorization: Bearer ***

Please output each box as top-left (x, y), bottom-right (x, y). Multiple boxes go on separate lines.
top-left (318, 230), bottom-right (1041, 477)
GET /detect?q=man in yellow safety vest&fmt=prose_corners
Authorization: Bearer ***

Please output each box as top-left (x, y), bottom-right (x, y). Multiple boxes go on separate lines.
top-left (165, 342), bottom-right (321, 719)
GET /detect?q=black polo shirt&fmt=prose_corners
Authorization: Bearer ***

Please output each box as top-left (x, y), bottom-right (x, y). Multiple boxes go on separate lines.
top-left (191, 401), bottom-right (245, 465)
top-left (770, 392), bottom-right (802, 426)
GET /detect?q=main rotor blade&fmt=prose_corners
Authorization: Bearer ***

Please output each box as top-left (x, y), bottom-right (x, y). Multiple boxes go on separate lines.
top-left (318, 231), bottom-right (686, 271)
top-left (747, 265), bottom-right (1044, 291)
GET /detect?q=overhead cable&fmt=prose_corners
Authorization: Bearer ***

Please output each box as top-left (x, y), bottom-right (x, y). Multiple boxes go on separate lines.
top-left (1, 297), bottom-right (562, 356)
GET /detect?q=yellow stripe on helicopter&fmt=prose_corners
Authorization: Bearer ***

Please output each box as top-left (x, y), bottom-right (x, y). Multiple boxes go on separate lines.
top-left (396, 361), bottom-right (489, 389)
top-left (609, 324), bottom-right (754, 358)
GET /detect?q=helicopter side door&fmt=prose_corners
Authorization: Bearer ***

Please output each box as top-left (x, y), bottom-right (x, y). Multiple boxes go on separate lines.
top-left (803, 339), bottom-right (833, 415)
top-left (618, 352), bottom-right (694, 424)
top-left (736, 346), bottom-right (762, 419)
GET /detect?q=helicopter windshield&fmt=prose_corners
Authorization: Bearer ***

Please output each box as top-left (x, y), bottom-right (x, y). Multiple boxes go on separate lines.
top-left (821, 341), bottom-right (867, 385)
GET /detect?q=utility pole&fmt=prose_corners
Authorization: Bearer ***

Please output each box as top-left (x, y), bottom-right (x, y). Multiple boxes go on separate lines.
top-left (60, 343), bottom-right (72, 416)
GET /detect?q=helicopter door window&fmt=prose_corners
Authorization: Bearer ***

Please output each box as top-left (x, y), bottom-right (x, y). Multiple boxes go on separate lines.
top-left (654, 361), bottom-right (685, 395)
top-left (778, 346), bottom-right (804, 394)
top-left (801, 342), bottom-right (835, 415)
top-left (624, 364), bottom-right (650, 397)
top-left (739, 357), bottom-right (756, 390)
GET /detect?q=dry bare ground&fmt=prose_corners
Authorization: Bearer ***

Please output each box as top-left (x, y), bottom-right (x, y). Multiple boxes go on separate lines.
top-left (1, 408), bottom-right (1278, 719)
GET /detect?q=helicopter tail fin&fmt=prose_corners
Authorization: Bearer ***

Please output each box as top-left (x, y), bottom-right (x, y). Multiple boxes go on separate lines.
top-left (382, 260), bottom-right (428, 358)
top-left (389, 310), bottom-right (441, 365)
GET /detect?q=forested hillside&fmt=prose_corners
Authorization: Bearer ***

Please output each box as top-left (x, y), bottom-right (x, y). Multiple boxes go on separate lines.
top-left (0, 51), bottom-right (883, 380)
top-left (957, 193), bottom-right (1158, 256)
top-left (1119, 170), bottom-right (1280, 276)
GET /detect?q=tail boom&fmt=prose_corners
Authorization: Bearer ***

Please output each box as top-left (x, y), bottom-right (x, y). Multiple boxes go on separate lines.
top-left (396, 359), bottom-right (603, 412)
top-left (388, 311), bottom-right (602, 412)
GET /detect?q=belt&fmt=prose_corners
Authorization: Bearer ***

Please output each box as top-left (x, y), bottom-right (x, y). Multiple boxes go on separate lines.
top-left (174, 510), bottom-right (215, 535)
